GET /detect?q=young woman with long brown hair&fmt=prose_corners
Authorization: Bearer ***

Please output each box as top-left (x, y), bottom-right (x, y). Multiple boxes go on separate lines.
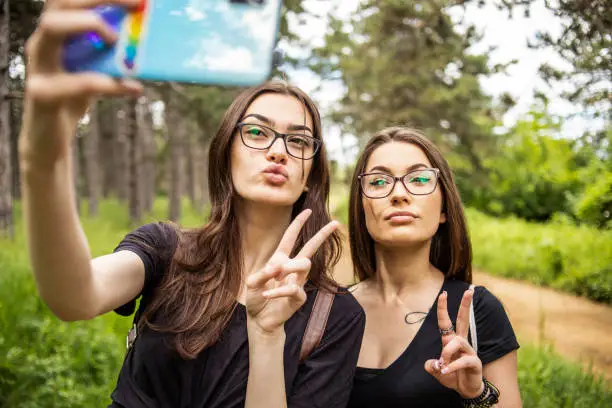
top-left (19, 1), bottom-right (365, 406)
top-left (345, 127), bottom-right (521, 407)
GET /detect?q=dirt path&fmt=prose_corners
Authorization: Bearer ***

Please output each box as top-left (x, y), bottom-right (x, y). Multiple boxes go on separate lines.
top-left (330, 230), bottom-right (612, 381)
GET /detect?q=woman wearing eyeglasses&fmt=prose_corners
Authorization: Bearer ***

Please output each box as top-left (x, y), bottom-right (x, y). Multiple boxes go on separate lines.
top-left (19, 4), bottom-right (365, 406)
top-left (345, 127), bottom-right (521, 408)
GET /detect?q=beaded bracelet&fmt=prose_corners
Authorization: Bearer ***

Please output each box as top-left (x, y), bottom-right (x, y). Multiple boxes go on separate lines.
top-left (460, 378), bottom-right (500, 408)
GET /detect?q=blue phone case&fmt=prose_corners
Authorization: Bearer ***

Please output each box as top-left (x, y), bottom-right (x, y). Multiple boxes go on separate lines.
top-left (63, 0), bottom-right (283, 86)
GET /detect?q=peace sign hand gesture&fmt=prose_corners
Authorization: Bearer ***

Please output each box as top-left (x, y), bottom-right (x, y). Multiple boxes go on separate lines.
top-left (424, 289), bottom-right (485, 399)
top-left (245, 210), bottom-right (338, 335)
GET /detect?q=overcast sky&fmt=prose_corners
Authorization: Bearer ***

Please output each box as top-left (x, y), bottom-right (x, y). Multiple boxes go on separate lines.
top-left (285, 0), bottom-right (604, 163)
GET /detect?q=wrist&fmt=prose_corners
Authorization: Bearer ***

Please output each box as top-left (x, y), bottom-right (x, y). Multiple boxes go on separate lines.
top-left (246, 319), bottom-right (286, 347)
top-left (460, 380), bottom-right (486, 399)
top-left (460, 378), bottom-right (500, 408)
top-left (19, 140), bottom-right (70, 176)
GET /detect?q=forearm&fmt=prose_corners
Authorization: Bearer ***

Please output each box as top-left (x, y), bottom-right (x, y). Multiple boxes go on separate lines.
top-left (19, 119), bottom-right (96, 321)
top-left (483, 352), bottom-right (522, 408)
top-left (245, 321), bottom-right (288, 408)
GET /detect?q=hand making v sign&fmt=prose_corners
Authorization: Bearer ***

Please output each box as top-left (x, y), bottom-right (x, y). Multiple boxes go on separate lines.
top-left (425, 289), bottom-right (486, 399)
top-left (245, 209), bottom-right (339, 335)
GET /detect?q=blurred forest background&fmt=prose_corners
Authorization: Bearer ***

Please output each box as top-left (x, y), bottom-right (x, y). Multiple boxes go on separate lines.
top-left (0, 0), bottom-right (611, 407)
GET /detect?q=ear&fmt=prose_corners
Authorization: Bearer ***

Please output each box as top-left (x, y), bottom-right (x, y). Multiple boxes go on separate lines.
top-left (440, 211), bottom-right (447, 224)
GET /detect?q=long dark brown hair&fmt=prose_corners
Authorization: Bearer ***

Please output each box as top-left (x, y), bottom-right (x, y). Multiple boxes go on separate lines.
top-left (348, 127), bottom-right (472, 283)
top-left (143, 82), bottom-right (341, 359)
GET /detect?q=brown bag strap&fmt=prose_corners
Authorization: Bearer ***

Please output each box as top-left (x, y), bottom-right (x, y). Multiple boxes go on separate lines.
top-left (299, 288), bottom-right (335, 362)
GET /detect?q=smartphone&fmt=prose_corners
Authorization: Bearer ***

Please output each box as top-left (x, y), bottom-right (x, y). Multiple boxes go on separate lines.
top-left (63, 0), bottom-right (283, 86)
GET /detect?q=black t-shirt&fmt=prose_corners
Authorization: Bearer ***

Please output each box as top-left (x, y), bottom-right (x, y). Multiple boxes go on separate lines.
top-left (108, 222), bottom-right (366, 408)
top-left (347, 279), bottom-right (519, 408)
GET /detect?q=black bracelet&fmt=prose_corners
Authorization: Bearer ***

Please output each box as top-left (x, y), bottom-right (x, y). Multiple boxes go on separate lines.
top-left (460, 378), bottom-right (500, 408)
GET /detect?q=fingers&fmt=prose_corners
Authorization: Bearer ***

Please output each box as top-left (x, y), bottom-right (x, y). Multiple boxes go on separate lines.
top-left (275, 209), bottom-right (312, 255)
top-left (262, 273), bottom-right (307, 304)
top-left (438, 355), bottom-right (482, 376)
top-left (26, 73), bottom-right (143, 103)
top-left (47, 0), bottom-right (141, 10)
top-left (436, 291), bottom-right (453, 338)
top-left (246, 264), bottom-right (282, 290)
top-left (439, 336), bottom-right (475, 366)
top-left (424, 354), bottom-right (482, 378)
top-left (277, 257), bottom-right (312, 283)
top-left (38, 10), bottom-right (119, 45)
top-left (455, 288), bottom-right (473, 338)
top-left (28, 0), bottom-right (142, 74)
top-left (296, 220), bottom-right (339, 259)
top-left (424, 359), bottom-right (442, 378)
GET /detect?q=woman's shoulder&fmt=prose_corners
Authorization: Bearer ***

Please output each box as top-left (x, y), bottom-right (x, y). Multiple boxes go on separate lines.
top-left (304, 283), bottom-right (365, 330)
top-left (331, 285), bottom-right (365, 318)
top-left (445, 279), bottom-right (495, 298)
top-left (116, 221), bottom-right (180, 252)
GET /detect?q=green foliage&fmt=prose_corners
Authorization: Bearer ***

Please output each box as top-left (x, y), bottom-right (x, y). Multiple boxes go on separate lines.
top-left (574, 171), bottom-right (612, 229)
top-left (311, 0), bottom-right (505, 177)
top-left (467, 208), bottom-right (612, 304)
top-left (0, 199), bottom-right (205, 407)
top-left (531, 0), bottom-right (611, 119)
top-left (475, 106), bottom-right (582, 221)
top-left (518, 344), bottom-right (612, 407)
top-left (0, 217), bottom-right (124, 407)
top-left (572, 129), bottom-right (612, 228)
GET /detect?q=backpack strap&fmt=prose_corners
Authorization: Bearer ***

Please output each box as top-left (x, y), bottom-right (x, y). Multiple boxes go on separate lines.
top-left (468, 284), bottom-right (478, 354)
top-left (299, 288), bottom-right (335, 362)
top-left (127, 289), bottom-right (337, 359)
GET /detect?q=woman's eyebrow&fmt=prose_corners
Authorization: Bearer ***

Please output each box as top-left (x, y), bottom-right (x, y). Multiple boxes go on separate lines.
top-left (368, 163), bottom-right (429, 173)
top-left (241, 113), bottom-right (313, 134)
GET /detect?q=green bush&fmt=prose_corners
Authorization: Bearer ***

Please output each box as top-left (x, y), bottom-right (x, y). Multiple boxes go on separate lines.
top-left (467, 208), bottom-right (612, 304)
top-left (0, 198), bottom-right (205, 407)
top-left (519, 344), bottom-right (612, 407)
top-left (574, 171), bottom-right (612, 229)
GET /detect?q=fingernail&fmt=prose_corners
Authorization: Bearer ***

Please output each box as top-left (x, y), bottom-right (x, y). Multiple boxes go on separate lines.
top-left (441, 367), bottom-right (448, 374)
top-left (262, 290), bottom-right (271, 297)
top-left (434, 360), bottom-right (440, 370)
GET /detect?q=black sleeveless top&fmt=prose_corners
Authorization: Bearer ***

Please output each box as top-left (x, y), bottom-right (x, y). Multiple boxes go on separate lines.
top-left (109, 222), bottom-right (366, 408)
top-left (347, 279), bottom-right (519, 408)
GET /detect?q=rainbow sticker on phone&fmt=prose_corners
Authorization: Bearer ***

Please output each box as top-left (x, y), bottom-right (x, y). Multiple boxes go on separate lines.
top-left (117, 0), bottom-right (150, 75)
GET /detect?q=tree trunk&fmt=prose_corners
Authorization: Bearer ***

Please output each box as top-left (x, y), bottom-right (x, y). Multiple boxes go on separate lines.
top-left (84, 102), bottom-right (102, 216)
top-left (197, 140), bottom-right (210, 213)
top-left (10, 97), bottom-right (21, 200)
top-left (126, 98), bottom-right (142, 224)
top-left (141, 91), bottom-right (156, 213)
top-left (99, 100), bottom-right (118, 198)
top-left (165, 90), bottom-right (184, 222)
top-left (185, 130), bottom-right (196, 210)
top-left (115, 100), bottom-right (130, 202)
top-left (0, 0), bottom-right (13, 238)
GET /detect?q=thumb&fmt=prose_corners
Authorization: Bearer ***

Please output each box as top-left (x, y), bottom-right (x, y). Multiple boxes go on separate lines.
top-left (424, 359), bottom-right (442, 380)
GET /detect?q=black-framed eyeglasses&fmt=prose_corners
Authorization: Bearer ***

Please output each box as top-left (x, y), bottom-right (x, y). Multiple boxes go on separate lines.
top-left (358, 168), bottom-right (441, 199)
top-left (236, 122), bottom-right (321, 160)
